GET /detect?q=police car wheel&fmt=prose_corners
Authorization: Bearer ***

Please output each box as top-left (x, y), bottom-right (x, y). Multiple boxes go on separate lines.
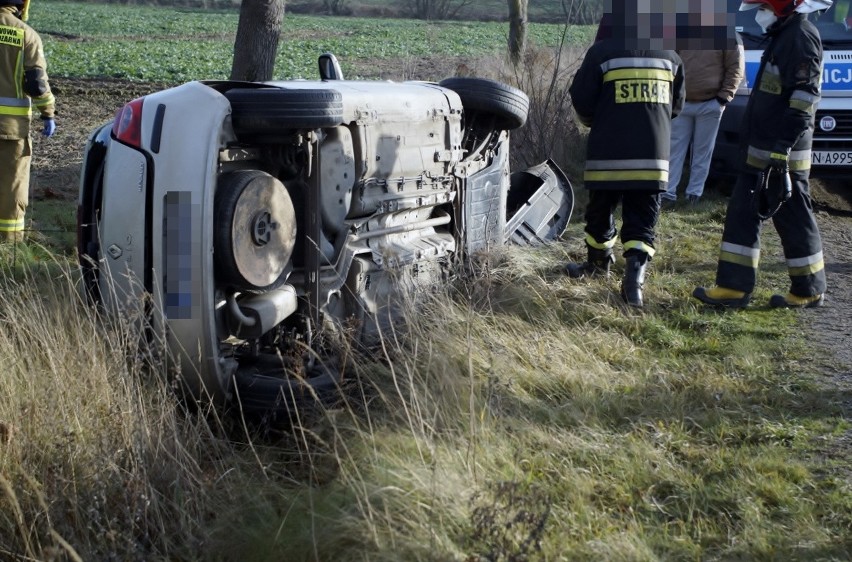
top-left (439, 77), bottom-right (530, 130)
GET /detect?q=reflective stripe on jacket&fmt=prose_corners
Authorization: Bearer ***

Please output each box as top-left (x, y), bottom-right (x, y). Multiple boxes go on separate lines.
top-left (0, 6), bottom-right (54, 140)
top-left (569, 44), bottom-right (685, 192)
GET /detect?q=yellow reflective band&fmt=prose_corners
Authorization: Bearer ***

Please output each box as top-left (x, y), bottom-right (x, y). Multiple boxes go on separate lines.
top-left (0, 26), bottom-right (24, 48)
top-left (752, 152), bottom-right (810, 170)
top-left (787, 252), bottom-right (824, 276)
top-left (584, 170), bottom-right (668, 182)
top-left (33, 92), bottom-right (55, 106)
top-left (789, 99), bottom-right (815, 112)
top-left (585, 233), bottom-right (617, 249)
top-left (789, 259), bottom-right (824, 276)
top-left (603, 68), bottom-right (674, 82)
top-left (0, 106), bottom-right (32, 116)
top-left (770, 152), bottom-right (788, 161)
top-left (0, 219), bottom-right (25, 232)
top-left (624, 240), bottom-right (656, 257)
top-left (719, 250), bottom-right (759, 269)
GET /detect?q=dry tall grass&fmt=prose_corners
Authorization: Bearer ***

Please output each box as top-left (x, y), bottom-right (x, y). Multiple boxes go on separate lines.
top-left (1, 214), bottom-right (851, 560)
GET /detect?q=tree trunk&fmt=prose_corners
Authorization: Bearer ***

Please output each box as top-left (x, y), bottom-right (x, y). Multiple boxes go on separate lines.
top-left (507, 0), bottom-right (527, 66)
top-left (230, 0), bottom-right (285, 82)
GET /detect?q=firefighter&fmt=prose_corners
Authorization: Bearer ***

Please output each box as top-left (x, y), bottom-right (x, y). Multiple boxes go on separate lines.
top-left (693, 0), bottom-right (829, 309)
top-left (0, 0), bottom-right (55, 243)
top-left (565, 12), bottom-right (685, 308)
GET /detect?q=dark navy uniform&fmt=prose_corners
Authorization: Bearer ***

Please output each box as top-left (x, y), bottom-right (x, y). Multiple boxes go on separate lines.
top-left (569, 43), bottom-right (685, 260)
top-left (715, 12), bottom-right (826, 298)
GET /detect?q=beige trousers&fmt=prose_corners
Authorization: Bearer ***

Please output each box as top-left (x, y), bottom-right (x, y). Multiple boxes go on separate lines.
top-left (0, 137), bottom-right (31, 243)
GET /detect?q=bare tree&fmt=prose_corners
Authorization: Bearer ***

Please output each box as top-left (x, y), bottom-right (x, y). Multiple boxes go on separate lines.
top-left (563, 0), bottom-right (603, 25)
top-left (406, 0), bottom-right (472, 20)
top-left (230, 0), bottom-right (285, 81)
top-left (507, 0), bottom-right (528, 67)
top-left (323, 0), bottom-right (350, 15)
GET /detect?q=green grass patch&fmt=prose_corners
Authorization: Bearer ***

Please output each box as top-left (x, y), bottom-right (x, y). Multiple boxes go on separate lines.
top-left (35, 0), bottom-right (593, 81)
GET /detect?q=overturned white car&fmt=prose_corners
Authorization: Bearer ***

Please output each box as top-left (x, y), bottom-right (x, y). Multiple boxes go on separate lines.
top-left (77, 54), bottom-right (572, 419)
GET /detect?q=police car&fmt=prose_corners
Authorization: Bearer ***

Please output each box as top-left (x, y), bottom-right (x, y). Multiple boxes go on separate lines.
top-left (77, 54), bottom-right (573, 420)
top-left (712, 0), bottom-right (852, 178)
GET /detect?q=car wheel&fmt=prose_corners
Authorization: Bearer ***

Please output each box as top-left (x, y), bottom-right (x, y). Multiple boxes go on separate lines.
top-left (438, 77), bottom-right (529, 130)
top-left (225, 88), bottom-right (345, 138)
top-left (214, 170), bottom-right (298, 292)
top-left (232, 361), bottom-right (341, 423)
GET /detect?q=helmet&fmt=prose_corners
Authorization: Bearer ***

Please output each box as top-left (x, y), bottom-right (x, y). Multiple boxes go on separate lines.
top-left (740, 0), bottom-right (831, 15)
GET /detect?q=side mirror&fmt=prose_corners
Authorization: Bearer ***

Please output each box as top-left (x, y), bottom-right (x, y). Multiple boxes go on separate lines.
top-left (319, 53), bottom-right (343, 81)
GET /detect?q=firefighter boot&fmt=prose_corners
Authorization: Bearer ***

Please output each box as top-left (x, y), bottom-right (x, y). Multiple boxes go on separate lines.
top-left (692, 286), bottom-right (751, 309)
top-left (621, 253), bottom-right (648, 308)
top-left (769, 292), bottom-right (824, 309)
top-left (565, 246), bottom-right (615, 278)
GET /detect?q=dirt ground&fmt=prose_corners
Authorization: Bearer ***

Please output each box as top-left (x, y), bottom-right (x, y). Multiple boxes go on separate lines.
top-left (28, 75), bottom-right (852, 443)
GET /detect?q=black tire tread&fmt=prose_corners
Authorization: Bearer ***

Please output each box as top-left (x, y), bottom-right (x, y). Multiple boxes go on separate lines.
top-left (226, 88), bottom-right (345, 134)
top-left (439, 77), bottom-right (530, 130)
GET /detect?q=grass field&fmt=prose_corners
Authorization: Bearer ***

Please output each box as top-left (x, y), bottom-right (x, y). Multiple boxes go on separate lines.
top-left (349, 0), bottom-right (595, 22)
top-left (36, 0), bottom-right (594, 82)
top-left (1, 2), bottom-right (851, 560)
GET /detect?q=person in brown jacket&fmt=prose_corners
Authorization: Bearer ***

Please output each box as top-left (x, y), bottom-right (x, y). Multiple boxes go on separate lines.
top-left (0, 0), bottom-right (55, 243)
top-left (662, 43), bottom-right (745, 204)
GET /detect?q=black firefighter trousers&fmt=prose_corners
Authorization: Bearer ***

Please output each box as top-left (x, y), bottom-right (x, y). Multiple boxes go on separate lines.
top-left (583, 189), bottom-right (660, 258)
top-left (716, 169), bottom-right (826, 297)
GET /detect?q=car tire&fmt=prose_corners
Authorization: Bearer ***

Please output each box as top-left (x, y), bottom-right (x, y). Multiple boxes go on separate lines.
top-left (438, 77), bottom-right (529, 130)
top-left (214, 170), bottom-right (298, 291)
top-left (232, 362), bottom-right (341, 424)
top-left (225, 88), bottom-right (344, 138)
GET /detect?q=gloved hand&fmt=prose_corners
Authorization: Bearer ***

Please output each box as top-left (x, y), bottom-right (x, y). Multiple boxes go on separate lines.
top-left (42, 118), bottom-right (56, 138)
top-left (768, 152), bottom-right (792, 204)
top-left (754, 151), bottom-right (792, 220)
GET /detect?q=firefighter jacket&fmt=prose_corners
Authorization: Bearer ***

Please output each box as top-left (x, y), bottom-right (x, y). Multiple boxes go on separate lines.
top-left (570, 41), bottom-right (685, 192)
top-left (569, 39), bottom-right (684, 191)
top-left (741, 12), bottom-right (821, 173)
top-left (0, 5), bottom-right (54, 140)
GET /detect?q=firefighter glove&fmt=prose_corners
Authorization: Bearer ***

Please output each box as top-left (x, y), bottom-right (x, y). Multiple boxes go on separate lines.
top-left (754, 152), bottom-right (792, 220)
top-left (42, 118), bottom-right (56, 138)
top-left (768, 152), bottom-right (792, 204)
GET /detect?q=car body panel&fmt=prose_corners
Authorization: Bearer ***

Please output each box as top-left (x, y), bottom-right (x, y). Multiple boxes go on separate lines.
top-left (78, 68), bottom-right (573, 415)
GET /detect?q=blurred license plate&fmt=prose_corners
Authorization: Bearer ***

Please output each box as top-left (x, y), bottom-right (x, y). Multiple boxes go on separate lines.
top-left (812, 151), bottom-right (852, 165)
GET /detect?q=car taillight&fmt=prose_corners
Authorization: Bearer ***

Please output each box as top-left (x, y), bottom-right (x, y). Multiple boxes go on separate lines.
top-left (112, 97), bottom-right (145, 148)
